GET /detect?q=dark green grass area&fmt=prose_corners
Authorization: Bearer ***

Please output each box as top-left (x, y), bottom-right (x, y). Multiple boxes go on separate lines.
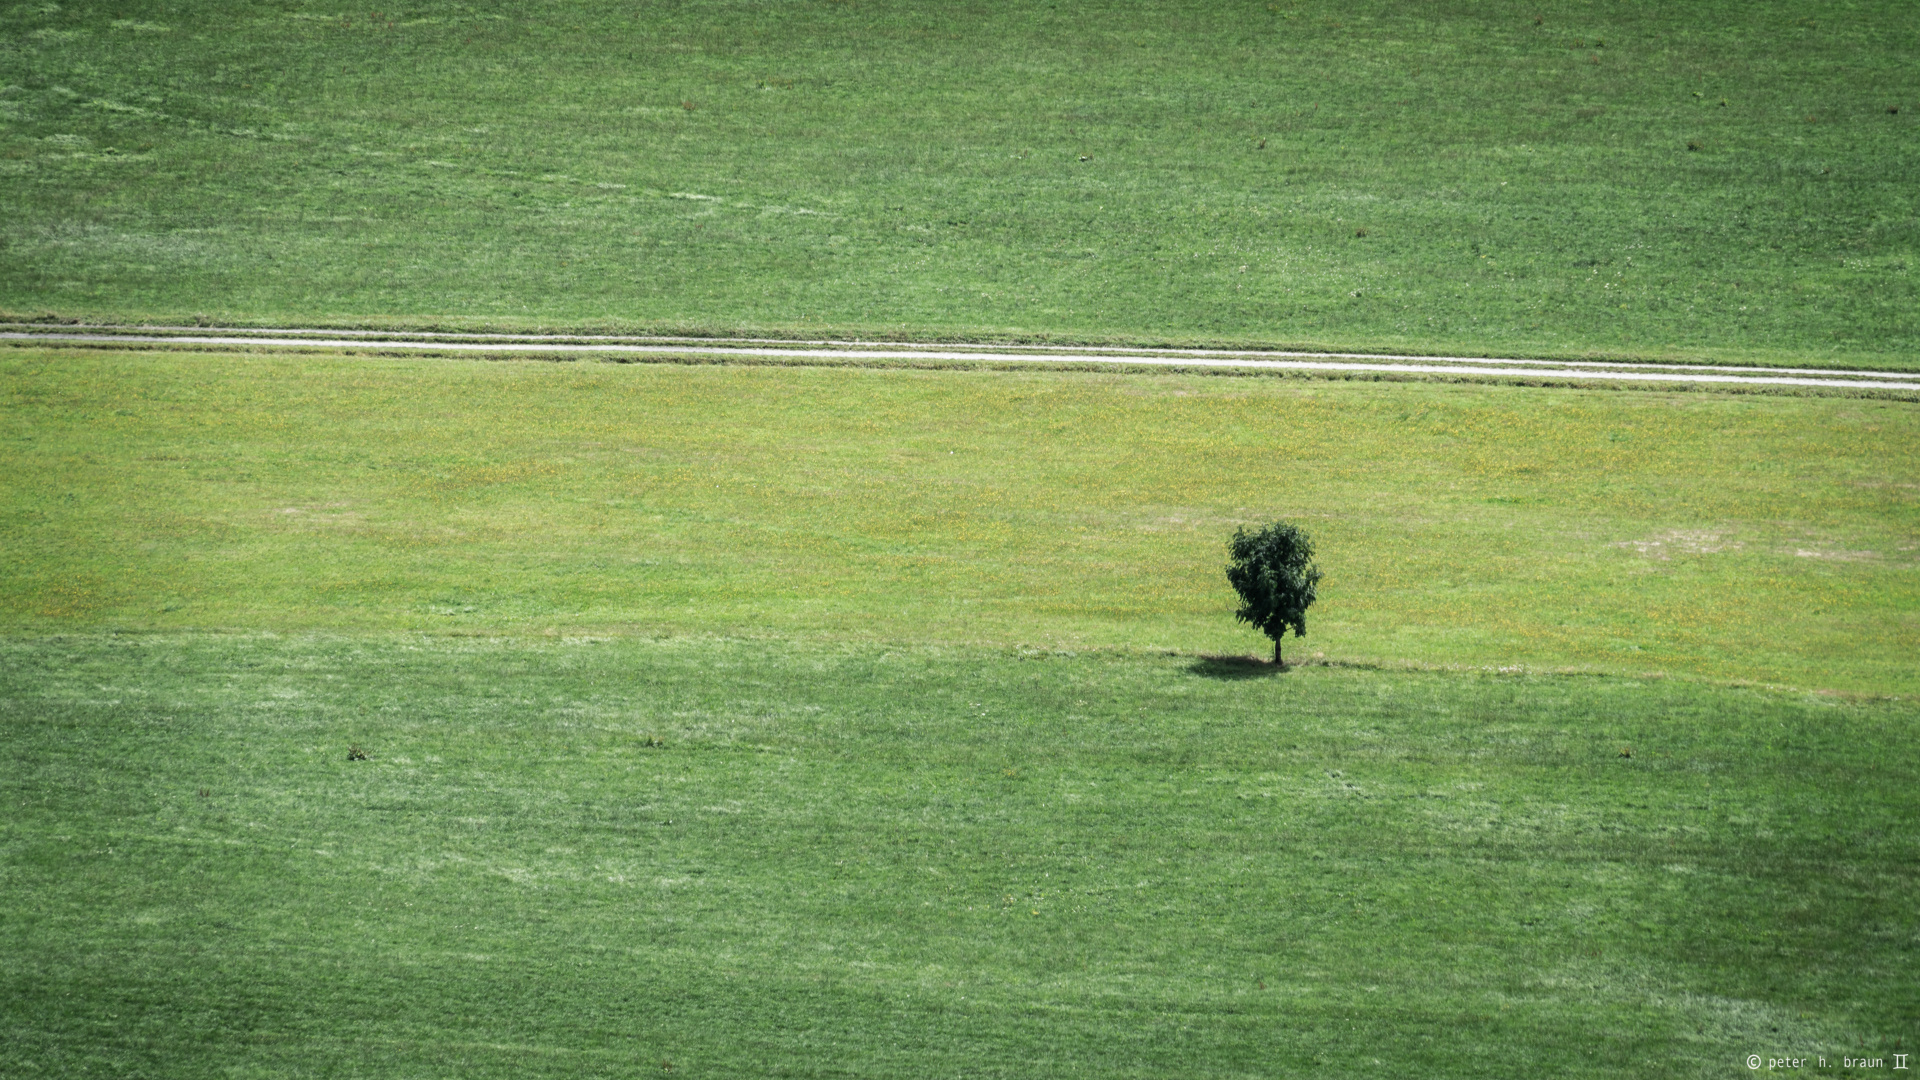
top-left (2, 634), bottom-right (1914, 1077)
top-left (1, 1), bottom-right (1916, 365)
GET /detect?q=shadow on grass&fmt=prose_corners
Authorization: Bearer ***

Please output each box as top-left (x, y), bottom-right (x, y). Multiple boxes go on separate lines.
top-left (1187, 654), bottom-right (1287, 680)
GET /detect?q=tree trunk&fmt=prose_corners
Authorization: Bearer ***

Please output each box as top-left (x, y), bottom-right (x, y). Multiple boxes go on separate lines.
top-left (1274, 637), bottom-right (1283, 667)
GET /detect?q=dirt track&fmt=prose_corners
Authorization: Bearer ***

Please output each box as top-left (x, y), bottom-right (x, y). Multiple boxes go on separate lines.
top-left (7, 327), bottom-right (1918, 392)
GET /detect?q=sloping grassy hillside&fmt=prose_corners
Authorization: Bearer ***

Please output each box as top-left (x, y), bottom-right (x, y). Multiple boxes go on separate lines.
top-left (1, 1), bottom-right (1915, 364)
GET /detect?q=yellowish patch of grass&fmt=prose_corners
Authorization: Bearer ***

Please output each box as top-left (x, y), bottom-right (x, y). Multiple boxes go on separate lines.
top-left (2, 348), bottom-right (1914, 691)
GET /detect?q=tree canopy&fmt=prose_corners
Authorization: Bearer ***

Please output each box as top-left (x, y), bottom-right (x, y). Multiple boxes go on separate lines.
top-left (1225, 521), bottom-right (1322, 666)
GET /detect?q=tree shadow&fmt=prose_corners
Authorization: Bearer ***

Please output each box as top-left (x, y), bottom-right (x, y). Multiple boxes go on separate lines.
top-left (1186, 654), bottom-right (1287, 680)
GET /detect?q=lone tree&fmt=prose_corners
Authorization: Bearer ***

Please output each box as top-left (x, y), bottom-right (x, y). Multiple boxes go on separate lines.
top-left (1225, 521), bottom-right (1322, 666)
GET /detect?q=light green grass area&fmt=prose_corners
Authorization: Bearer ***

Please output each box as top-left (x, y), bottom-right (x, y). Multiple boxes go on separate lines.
top-left (1, 1), bottom-right (1916, 365)
top-left (4, 348), bottom-right (1916, 692)
top-left (3, 633), bottom-right (1915, 1077)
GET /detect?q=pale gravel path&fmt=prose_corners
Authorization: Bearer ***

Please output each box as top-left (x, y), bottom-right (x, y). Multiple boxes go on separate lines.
top-left (6, 327), bottom-right (1918, 391)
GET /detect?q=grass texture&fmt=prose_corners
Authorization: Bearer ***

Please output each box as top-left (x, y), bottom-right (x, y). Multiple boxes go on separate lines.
top-left (0, 1), bottom-right (1915, 365)
top-left (3, 633), bottom-right (1914, 1078)
top-left (4, 348), bottom-right (1916, 694)
top-left (4, 351), bottom-right (1917, 1075)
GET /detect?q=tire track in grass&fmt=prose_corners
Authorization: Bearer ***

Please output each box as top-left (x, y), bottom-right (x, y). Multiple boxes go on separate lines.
top-left (6, 328), bottom-right (1920, 392)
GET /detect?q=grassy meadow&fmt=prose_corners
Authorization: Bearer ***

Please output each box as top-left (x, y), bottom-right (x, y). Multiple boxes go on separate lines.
top-left (5, 0), bottom-right (1920, 1072)
top-left (1, 349), bottom-right (1916, 1074)
top-left (0, 0), bottom-right (1915, 365)
top-left (4, 633), bottom-right (1916, 1077)
top-left (4, 347), bottom-right (1917, 691)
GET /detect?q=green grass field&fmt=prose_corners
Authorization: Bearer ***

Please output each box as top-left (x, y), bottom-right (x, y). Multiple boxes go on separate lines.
top-left (5, 0), bottom-right (1919, 1073)
top-left (5, 633), bottom-right (1916, 1077)
top-left (3, 349), bottom-right (1917, 1075)
top-left (2, 1), bottom-right (1916, 366)
top-left (5, 347), bottom-right (1917, 691)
